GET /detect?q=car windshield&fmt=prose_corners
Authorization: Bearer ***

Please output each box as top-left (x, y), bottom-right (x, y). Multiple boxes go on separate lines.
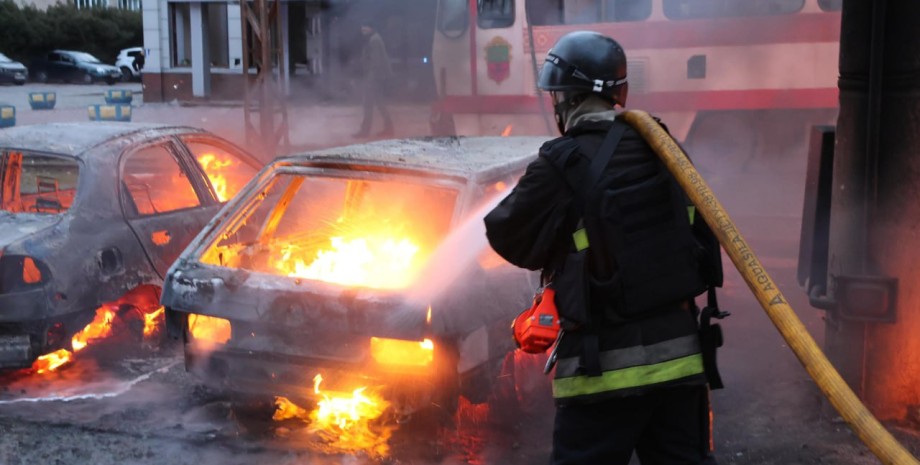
top-left (199, 171), bottom-right (459, 290)
top-left (0, 53), bottom-right (11, 63)
top-left (0, 151), bottom-right (80, 214)
top-left (70, 52), bottom-right (101, 63)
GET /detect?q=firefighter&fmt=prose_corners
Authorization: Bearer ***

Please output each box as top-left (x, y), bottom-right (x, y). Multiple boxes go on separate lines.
top-left (484, 31), bottom-right (718, 465)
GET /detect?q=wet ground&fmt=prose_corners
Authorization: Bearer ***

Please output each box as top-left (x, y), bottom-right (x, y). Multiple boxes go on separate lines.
top-left (2, 83), bottom-right (920, 464)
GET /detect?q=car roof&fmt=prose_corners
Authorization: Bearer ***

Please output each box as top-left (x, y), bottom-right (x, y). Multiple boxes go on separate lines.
top-left (279, 136), bottom-right (543, 182)
top-left (0, 122), bottom-right (204, 158)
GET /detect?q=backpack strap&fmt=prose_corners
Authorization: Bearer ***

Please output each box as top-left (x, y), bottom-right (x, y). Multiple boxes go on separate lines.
top-left (565, 121), bottom-right (628, 378)
top-left (569, 120), bottom-right (628, 251)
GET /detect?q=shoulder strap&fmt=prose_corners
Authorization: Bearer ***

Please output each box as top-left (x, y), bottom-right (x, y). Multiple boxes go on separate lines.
top-left (569, 120), bottom-right (628, 220)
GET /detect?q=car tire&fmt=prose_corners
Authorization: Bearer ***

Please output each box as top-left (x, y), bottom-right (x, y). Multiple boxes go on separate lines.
top-left (120, 67), bottom-right (132, 82)
top-left (83, 72), bottom-right (93, 85)
top-left (35, 71), bottom-right (48, 83)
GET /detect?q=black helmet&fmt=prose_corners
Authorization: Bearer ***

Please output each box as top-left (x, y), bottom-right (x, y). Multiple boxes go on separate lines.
top-left (538, 31), bottom-right (628, 109)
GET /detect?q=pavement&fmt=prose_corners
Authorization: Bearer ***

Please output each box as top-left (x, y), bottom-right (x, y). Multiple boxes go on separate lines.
top-left (0, 82), bottom-right (434, 162)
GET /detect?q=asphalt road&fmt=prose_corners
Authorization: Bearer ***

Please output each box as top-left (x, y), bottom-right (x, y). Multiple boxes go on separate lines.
top-left (1, 83), bottom-right (919, 464)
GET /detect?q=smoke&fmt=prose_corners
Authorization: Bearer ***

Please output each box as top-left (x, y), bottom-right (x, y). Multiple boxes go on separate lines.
top-left (406, 191), bottom-right (507, 307)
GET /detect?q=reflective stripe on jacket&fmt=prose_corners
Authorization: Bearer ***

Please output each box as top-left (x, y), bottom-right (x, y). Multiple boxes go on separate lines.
top-left (553, 333), bottom-right (705, 400)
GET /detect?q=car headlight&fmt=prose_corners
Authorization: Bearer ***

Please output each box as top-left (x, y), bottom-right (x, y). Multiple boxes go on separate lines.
top-left (96, 67), bottom-right (106, 73)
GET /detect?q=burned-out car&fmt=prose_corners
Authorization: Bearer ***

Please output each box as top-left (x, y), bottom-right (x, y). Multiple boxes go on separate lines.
top-left (0, 123), bottom-right (261, 369)
top-left (162, 137), bottom-right (542, 416)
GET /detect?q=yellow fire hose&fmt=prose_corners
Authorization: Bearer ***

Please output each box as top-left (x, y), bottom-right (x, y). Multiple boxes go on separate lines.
top-left (622, 109), bottom-right (919, 465)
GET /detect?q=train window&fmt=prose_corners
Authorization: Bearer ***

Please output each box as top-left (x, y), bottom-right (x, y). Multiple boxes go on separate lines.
top-left (478, 0), bottom-right (515, 29)
top-left (437, 0), bottom-right (469, 37)
top-left (663, 0), bottom-right (804, 19)
top-left (527, 0), bottom-right (650, 26)
top-left (818, 0), bottom-right (841, 11)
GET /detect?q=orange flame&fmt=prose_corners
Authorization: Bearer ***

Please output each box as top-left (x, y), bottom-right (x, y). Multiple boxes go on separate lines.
top-left (188, 314), bottom-right (232, 344)
top-left (144, 306), bottom-right (165, 338)
top-left (71, 307), bottom-right (116, 352)
top-left (197, 153), bottom-right (236, 202)
top-left (31, 289), bottom-right (167, 374)
top-left (273, 374), bottom-right (391, 458)
top-left (33, 349), bottom-right (74, 374)
top-left (501, 124), bottom-right (513, 137)
top-left (273, 222), bottom-right (423, 290)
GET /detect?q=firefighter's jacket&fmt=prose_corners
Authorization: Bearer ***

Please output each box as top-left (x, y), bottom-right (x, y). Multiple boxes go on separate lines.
top-left (484, 115), bottom-right (707, 405)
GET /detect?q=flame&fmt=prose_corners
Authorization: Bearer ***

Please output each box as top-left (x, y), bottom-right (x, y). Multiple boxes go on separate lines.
top-left (197, 153), bottom-right (236, 202)
top-left (33, 349), bottom-right (73, 374)
top-left (71, 307), bottom-right (116, 352)
top-left (369, 337), bottom-right (435, 367)
top-left (273, 374), bottom-right (391, 458)
top-left (188, 314), bottom-right (232, 344)
top-left (501, 124), bottom-right (513, 137)
top-left (273, 222), bottom-right (423, 290)
top-left (144, 306), bottom-right (165, 338)
top-left (30, 287), bottom-right (167, 374)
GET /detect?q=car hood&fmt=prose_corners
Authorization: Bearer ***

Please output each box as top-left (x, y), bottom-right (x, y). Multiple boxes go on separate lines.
top-left (0, 212), bottom-right (61, 251)
top-left (0, 62), bottom-right (26, 71)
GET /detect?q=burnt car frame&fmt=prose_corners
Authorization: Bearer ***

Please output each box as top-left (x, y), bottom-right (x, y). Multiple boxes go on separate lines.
top-left (162, 137), bottom-right (542, 416)
top-left (0, 123), bottom-right (261, 368)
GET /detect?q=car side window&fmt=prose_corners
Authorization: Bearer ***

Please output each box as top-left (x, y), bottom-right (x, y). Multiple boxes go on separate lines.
top-left (48, 53), bottom-right (61, 62)
top-left (121, 144), bottom-right (201, 216)
top-left (182, 139), bottom-right (259, 203)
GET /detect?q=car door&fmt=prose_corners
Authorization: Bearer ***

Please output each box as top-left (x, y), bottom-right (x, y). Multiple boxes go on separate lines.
top-left (59, 54), bottom-right (79, 82)
top-left (46, 53), bottom-right (64, 81)
top-left (120, 138), bottom-right (220, 278)
top-left (177, 135), bottom-right (262, 204)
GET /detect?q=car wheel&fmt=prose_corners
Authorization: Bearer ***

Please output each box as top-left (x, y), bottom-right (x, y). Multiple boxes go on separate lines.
top-left (120, 67), bottom-right (132, 82)
top-left (82, 72), bottom-right (93, 85)
top-left (35, 71), bottom-right (48, 83)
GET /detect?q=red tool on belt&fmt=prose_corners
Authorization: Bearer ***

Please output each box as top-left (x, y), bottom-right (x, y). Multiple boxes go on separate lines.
top-left (512, 286), bottom-right (562, 354)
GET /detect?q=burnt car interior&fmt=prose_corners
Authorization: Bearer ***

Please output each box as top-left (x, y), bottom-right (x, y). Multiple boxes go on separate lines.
top-left (199, 172), bottom-right (459, 290)
top-left (1, 150), bottom-right (79, 214)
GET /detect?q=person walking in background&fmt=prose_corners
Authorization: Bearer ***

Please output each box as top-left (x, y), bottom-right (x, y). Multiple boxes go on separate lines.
top-left (353, 20), bottom-right (394, 138)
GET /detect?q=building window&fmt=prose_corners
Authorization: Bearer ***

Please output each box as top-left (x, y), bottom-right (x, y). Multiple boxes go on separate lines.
top-left (74, 0), bottom-right (108, 8)
top-left (170, 3), bottom-right (192, 67)
top-left (478, 0), bottom-right (515, 29)
top-left (663, 0), bottom-right (804, 20)
top-left (169, 3), bottom-right (229, 68)
top-left (117, 0), bottom-right (141, 10)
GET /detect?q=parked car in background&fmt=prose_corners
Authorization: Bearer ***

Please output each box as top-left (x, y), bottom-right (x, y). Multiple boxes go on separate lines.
top-left (0, 123), bottom-right (262, 370)
top-left (0, 53), bottom-right (27, 85)
top-left (161, 137), bottom-right (542, 419)
top-left (115, 47), bottom-right (144, 82)
top-left (30, 50), bottom-right (121, 85)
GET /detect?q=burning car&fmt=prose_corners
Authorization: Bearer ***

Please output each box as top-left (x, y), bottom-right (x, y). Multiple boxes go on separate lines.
top-left (161, 137), bottom-right (542, 420)
top-left (0, 123), bottom-right (261, 371)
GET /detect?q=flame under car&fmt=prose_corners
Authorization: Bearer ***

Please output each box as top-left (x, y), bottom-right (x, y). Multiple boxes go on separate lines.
top-left (0, 123), bottom-right (261, 370)
top-left (162, 137), bottom-right (541, 417)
